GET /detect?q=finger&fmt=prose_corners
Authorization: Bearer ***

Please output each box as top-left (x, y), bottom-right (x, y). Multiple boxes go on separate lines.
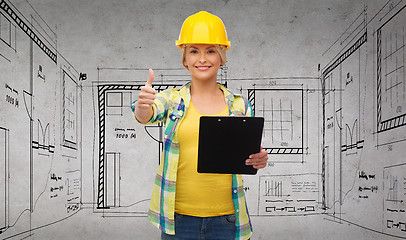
top-left (246, 153), bottom-right (268, 163)
top-left (249, 151), bottom-right (268, 159)
top-left (140, 85), bottom-right (156, 95)
top-left (246, 158), bottom-right (259, 165)
top-left (138, 90), bottom-right (156, 100)
top-left (253, 158), bottom-right (268, 167)
top-left (137, 103), bottom-right (153, 110)
top-left (145, 69), bottom-right (154, 87)
top-left (253, 163), bottom-right (267, 169)
top-left (246, 159), bottom-right (267, 169)
top-left (137, 98), bottom-right (155, 105)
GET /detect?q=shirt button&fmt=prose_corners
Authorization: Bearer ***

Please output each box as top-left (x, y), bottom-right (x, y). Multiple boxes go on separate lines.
top-left (233, 190), bottom-right (237, 193)
top-left (236, 209), bottom-right (239, 212)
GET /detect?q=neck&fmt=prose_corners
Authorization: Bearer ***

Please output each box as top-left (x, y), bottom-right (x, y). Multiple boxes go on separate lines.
top-left (190, 78), bottom-right (220, 97)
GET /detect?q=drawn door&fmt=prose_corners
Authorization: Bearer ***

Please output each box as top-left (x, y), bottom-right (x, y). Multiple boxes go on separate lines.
top-left (0, 128), bottom-right (7, 230)
top-left (106, 152), bottom-right (120, 208)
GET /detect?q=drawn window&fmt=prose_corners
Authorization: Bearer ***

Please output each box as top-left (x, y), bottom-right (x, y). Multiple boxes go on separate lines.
top-left (0, 12), bottom-right (16, 50)
top-left (106, 91), bottom-right (133, 116)
top-left (62, 70), bottom-right (78, 149)
top-left (377, 9), bottom-right (406, 133)
top-left (249, 89), bottom-right (304, 154)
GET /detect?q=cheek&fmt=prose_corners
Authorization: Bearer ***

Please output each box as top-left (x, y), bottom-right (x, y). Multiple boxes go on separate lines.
top-left (184, 55), bottom-right (196, 66)
top-left (212, 56), bottom-right (222, 67)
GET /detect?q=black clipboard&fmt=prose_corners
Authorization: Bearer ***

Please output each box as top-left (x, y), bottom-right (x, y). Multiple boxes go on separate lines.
top-left (197, 116), bottom-right (264, 175)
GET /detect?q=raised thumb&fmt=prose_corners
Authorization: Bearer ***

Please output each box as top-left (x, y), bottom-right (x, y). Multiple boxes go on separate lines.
top-left (145, 69), bottom-right (154, 87)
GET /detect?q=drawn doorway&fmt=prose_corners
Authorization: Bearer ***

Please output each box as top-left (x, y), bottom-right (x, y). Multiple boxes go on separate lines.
top-left (105, 152), bottom-right (121, 208)
top-left (0, 127), bottom-right (8, 231)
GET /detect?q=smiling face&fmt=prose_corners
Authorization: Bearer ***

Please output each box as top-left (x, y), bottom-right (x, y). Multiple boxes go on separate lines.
top-left (183, 44), bottom-right (222, 82)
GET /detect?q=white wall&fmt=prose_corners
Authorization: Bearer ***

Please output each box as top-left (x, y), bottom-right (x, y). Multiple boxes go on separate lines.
top-left (1, 0), bottom-right (405, 239)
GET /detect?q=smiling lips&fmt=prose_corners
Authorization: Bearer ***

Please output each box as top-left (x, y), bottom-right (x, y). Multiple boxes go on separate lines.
top-left (196, 66), bottom-right (211, 71)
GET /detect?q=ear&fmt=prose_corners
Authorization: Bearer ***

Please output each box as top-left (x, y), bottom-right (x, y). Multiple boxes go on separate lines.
top-left (183, 60), bottom-right (189, 71)
top-left (220, 55), bottom-right (226, 66)
top-left (181, 46), bottom-right (190, 71)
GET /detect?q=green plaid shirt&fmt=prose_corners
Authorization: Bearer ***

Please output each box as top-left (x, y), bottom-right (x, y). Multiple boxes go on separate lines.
top-left (132, 82), bottom-right (253, 240)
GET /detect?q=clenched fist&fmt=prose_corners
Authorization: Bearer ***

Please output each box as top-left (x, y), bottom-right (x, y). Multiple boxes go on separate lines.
top-left (134, 69), bottom-right (156, 123)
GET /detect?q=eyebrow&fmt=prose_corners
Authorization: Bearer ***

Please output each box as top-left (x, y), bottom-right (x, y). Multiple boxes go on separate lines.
top-left (189, 46), bottom-right (216, 50)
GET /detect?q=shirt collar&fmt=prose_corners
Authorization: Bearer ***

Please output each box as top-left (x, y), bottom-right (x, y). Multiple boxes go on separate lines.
top-left (179, 81), bottom-right (237, 106)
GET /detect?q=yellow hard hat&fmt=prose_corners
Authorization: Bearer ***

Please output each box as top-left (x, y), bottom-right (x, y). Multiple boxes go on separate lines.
top-left (176, 11), bottom-right (231, 50)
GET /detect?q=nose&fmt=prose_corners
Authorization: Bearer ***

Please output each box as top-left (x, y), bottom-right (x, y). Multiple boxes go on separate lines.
top-left (198, 52), bottom-right (207, 63)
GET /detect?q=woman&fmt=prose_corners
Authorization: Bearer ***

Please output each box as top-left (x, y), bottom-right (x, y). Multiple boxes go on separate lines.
top-left (132, 11), bottom-right (268, 240)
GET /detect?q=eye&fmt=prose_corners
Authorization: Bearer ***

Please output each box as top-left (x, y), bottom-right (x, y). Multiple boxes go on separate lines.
top-left (190, 49), bottom-right (198, 54)
top-left (207, 49), bottom-right (216, 54)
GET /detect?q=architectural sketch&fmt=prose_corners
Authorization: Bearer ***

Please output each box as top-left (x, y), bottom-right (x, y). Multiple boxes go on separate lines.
top-left (236, 77), bottom-right (321, 219)
top-left (0, 0), bottom-right (82, 238)
top-left (257, 174), bottom-right (320, 216)
top-left (376, 3), bottom-right (406, 147)
top-left (1, 0), bottom-right (406, 239)
top-left (92, 67), bottom-right (188, 217)
top-left (383, 163), bottom-right (406, 235)
top-left (248, 88), bottom-right (305, 162)
top-left (321, 7), bottom-right (367, 214)
top-left (319, 1), bottom-right (406, 239)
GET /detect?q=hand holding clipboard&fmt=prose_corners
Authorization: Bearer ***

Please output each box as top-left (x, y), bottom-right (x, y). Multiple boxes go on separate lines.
top-left (197, 116), bottom-right (267, 175)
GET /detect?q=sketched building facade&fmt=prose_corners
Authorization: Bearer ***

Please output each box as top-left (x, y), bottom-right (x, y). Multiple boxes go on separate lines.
top-left (0, 0), bottom-right (82, 237)
top-left (321, 2), bottom-right (406, 238)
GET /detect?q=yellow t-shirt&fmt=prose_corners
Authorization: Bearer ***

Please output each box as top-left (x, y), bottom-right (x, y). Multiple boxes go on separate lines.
top-left (175, 101), bottom-right (234, 217)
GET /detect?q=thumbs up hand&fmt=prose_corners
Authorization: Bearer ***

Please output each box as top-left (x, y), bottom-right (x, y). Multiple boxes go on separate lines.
top-left (137, 69), bottom-right (156, 109)
top-left (134, 69), bottom-right (156, 123)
